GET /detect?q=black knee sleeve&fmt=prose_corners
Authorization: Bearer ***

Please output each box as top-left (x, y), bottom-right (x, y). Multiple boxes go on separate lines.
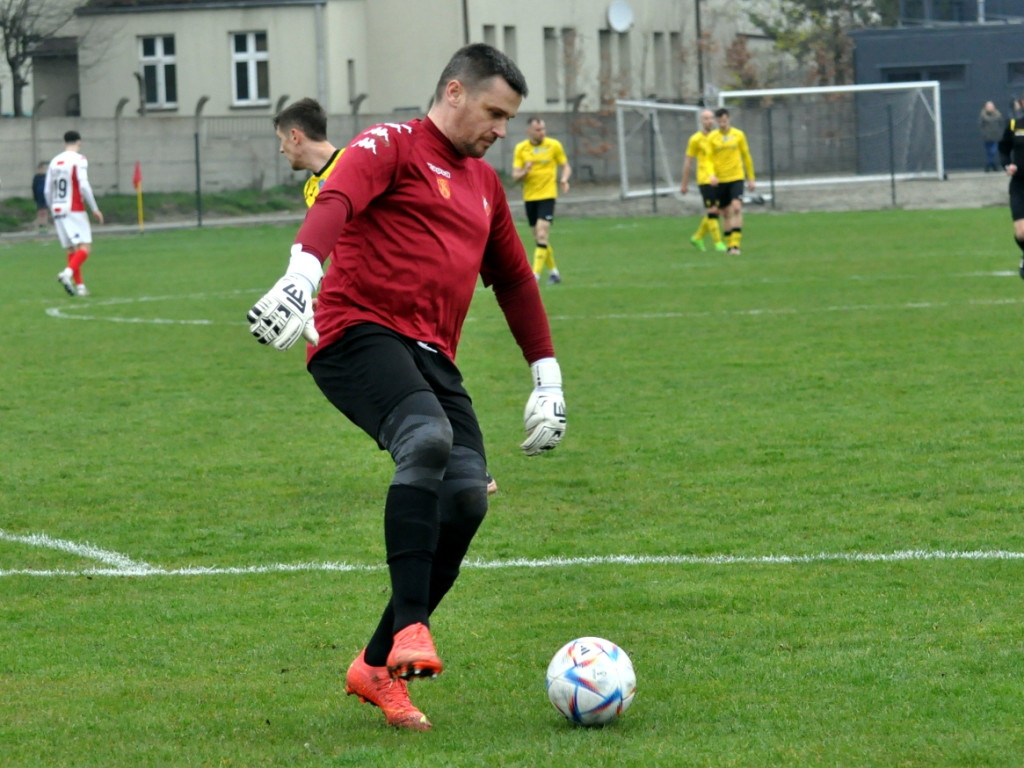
top-left (379, 391), bottom-right (453, 493)
top-left (439, 445), bottom-right (489, 532)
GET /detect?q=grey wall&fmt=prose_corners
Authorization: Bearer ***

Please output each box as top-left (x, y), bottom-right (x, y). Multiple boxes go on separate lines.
top-left (0, 110), bottom-right (624, 199)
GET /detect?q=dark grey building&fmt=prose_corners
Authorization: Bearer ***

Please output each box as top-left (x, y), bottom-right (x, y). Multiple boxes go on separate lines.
top-left (851, 21), bottom-right (1024, 171)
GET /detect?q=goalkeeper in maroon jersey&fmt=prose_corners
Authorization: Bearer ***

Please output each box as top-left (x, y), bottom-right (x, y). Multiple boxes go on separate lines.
top-left (247, 44), bottom-right (565, 731)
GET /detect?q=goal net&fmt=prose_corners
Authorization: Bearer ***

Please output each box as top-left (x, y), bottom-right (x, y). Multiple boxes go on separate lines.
top-left (615, 101), bottom-right (703, 200)
top-left (615, 81), bottom-right (943, 200)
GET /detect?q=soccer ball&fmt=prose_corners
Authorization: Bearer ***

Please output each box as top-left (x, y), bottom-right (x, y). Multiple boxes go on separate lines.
top-left (545, 636), bottom-right (636, 726)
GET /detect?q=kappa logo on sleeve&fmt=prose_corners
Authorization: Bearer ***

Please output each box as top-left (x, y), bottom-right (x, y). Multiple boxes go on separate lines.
top-left (353, 123), bottom-right (412, 155)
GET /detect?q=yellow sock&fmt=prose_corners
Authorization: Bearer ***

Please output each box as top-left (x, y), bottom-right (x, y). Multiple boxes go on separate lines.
top-left (694, 218), bottom-right (708, 239)
top-left (707, 218), bottom-right (721, 244)
top-left (545, 244), bottom-right (557, 271)
top-left (732, 229), bottom-right (742, 249)
top-left (532, 247), bottom-right (546, 275)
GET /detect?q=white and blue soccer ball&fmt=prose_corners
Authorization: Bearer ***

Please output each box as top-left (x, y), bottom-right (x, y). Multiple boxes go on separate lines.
top-left (545, 636), bottom-right (636, 726)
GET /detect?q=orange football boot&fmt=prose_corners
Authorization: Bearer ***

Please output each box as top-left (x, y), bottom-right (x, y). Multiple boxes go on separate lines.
top-left (386, 622), bottom-right (443, 680)
top-left (346, 649), bottom-right (432, 731)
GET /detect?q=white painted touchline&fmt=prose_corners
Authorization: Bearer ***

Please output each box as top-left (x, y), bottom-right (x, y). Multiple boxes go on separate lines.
top-left (2, 528), bottom-right (1022, 578)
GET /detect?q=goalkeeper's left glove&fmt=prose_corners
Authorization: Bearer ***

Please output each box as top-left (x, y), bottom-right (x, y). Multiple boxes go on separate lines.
top-left (247, 246), bottom-right (322, 351)
top-left (520, 357), bottom-right (566, 456)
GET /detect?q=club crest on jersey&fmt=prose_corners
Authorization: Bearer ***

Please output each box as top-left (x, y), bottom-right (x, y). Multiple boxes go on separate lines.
top-left (437, 177), bottom-right (451, 199)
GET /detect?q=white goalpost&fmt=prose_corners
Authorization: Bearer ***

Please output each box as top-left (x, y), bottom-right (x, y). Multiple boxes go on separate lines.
top-left (615, 100), bottom-right (703, 200)
top-left (615, 81), bottom-right (943, 202)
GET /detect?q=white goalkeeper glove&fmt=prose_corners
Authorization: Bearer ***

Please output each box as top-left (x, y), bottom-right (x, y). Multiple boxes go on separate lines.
top-left (247, 247), bottom-right (322, 351)
top-left (520, 357), bottom-right (566, 456)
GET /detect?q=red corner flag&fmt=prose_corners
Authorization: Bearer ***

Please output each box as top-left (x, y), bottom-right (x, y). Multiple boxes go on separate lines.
top-left (133, 161), bottom-right (144, 232)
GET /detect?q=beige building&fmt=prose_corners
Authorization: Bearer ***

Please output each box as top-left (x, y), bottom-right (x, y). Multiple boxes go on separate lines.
top-left (23, 0), bottom-right (770, 119)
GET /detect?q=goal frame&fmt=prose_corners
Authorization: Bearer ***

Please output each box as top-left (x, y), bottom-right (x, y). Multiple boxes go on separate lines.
top-left (614, 81), bottom-right (943, 200)
top-left (614, 100), bottom-right (703, 200)
top-left (716, 81), bottom-right (944, 184)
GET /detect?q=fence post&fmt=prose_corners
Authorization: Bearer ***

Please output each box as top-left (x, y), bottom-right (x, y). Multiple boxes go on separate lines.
top-left (887, 104), bottom-right (896, 207)
top-left (114, 98), bottom-right (130, 194)
top-left (31, 97), bottom-right (47, 173)
top-left (649, 111), bottom-right (657, 213)
top-left (194, 96), bottom-right (210, 227)
top-left (766, 106), bottom-right (775, 210)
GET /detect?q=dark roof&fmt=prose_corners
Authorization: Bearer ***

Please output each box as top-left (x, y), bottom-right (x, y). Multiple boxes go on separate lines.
top-left (78, 0), bottom-right (321, 13)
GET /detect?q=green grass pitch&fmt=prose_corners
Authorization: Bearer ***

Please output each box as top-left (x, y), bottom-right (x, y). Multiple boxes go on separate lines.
top-left (2, 207), bottom-right (1024, 767)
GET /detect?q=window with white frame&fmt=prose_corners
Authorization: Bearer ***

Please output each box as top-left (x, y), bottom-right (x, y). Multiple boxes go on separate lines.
top-left (140, 35), bottom-right (177, 109)
top-left (231, 31), bottom-right (269, 106)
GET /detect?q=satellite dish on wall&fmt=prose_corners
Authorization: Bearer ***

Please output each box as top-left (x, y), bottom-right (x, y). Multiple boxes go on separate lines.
top-left (608, 1), bottom-right (634, 33)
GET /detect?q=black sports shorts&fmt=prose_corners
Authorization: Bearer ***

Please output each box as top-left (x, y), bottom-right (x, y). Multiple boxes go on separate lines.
top-left (308, 322), bottom-right (485, 458)
top-left (698, 184), bottom-right (718, 210)
top-left (715, 180), bottom-right (746, 208)
top-left (1010, 175), bottom-right (1024, 221)
top-left (524, 198), bottom-right (556, 227)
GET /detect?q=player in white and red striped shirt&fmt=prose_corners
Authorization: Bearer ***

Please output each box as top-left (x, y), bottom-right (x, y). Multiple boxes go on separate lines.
top-left (45, 130), bottom-right (104, 297)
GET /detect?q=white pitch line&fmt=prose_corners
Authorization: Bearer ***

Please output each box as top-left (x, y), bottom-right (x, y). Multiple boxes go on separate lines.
top-left (2, 528), bottom-right (1023, 578)
top-left (43, 286), bottom-right (1024, 328)
top-left (0, 529), bottom-right (156, 573)
top-left (547, 296), bottom-right (1024, 323)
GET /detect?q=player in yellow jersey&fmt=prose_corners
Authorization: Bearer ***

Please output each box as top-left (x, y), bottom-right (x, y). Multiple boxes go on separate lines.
top-left (680, 109), bottom-right (726, 253)
top-left (512, 117), bottom-right (572, 284)
top-left (273, 98), bottom-right (342, 207)
top-left (703, 108), bottom-right (756, 255)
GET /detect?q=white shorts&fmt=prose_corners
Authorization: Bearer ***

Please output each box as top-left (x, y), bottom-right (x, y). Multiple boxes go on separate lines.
top-left (54, 212), bottom-right (92, 250)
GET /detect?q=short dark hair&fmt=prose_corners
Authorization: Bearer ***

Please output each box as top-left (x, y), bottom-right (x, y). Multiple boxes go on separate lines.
top-left (433, 43), bottom-right (528, 103)
top-left (64, 130), bottom-right (81, 144)
top-left (527, 116), bottom-right (543, 126)
top-left (273, 98), bottom-right (328, 142)
top-left (714, 108), bottom-right (729, 119)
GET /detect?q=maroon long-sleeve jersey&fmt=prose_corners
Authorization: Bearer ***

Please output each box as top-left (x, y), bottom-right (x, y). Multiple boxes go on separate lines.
top-left (295, 117), bottom-right (555, 366)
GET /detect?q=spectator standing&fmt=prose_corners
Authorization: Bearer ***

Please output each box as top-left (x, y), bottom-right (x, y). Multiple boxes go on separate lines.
top-left (980, 101), bottom-right (1004, 172)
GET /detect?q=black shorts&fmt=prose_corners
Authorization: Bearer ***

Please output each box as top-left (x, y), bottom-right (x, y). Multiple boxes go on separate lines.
top-left (308, 323), bottom-right (485, 458)
top-left (524, 198), bottom-right (556, 227)
top-left (715, 180), bottom-right (746, 209)
top-left (1010, 176), bottom-right (1024, 221)
top-left (698, 184), bottom-right (718, 210)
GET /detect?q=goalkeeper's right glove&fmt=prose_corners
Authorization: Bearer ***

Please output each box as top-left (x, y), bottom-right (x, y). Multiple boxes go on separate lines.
top-left (520, 357), bottom-right (566, 456)
top-left (246, 246), bottom-right (322, 351)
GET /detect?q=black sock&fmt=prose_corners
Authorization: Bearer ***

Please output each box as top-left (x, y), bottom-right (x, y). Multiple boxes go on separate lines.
top-left (384, 484), bottom-right (440, 631)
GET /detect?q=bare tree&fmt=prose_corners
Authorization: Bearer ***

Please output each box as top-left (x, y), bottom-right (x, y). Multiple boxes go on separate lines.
top-left (0, 0), bottom-right (76, 116)
top-left (745, 0), bottom-right (884, 86)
